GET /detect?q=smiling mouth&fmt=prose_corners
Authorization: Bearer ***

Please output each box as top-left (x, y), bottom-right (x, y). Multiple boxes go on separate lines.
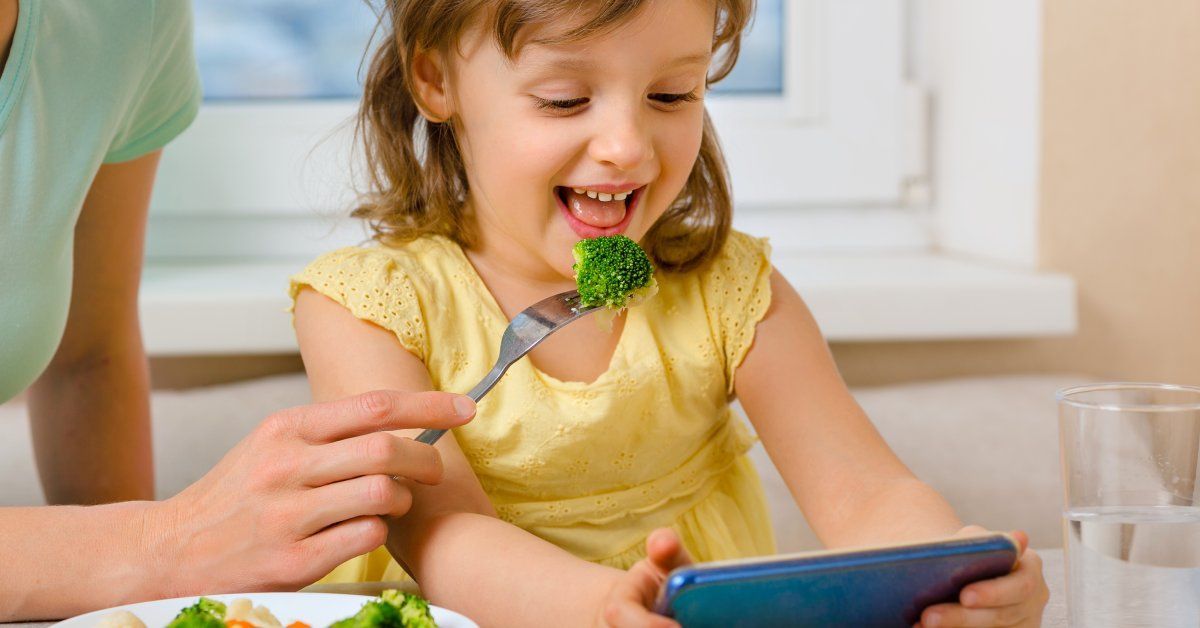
top-left (555, 185), bottom-right (644, 238)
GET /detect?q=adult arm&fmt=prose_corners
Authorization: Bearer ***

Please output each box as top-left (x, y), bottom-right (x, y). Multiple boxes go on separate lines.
top-left (1, 387), bottom-right (472, 620)
top-left (28, 151), bottom-right (160, 504)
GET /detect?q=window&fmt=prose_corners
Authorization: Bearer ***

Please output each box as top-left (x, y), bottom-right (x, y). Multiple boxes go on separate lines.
top-left (149, 1), bottom-right (922, 260)
top-left (193, 0), bottom-right (378, 100)
top-left (193, 0), bottom-right (785, 99)
top-left (140, 2), bottom-right (1061, 353)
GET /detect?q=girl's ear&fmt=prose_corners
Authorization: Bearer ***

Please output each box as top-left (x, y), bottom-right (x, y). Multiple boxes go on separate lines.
top-left (411, 48), bottom-right (452, 122)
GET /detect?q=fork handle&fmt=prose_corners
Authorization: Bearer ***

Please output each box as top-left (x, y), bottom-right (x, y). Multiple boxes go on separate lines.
top-left (414, 363), bottom-right (507, 445)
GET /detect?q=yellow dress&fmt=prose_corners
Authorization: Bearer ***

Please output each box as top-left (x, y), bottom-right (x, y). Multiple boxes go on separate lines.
top-left (289, 231), bottom-right (778, 583)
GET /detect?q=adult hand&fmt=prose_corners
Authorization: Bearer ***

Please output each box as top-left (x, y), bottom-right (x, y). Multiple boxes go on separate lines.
top-left (596, 528), bottom-right (691, 628)
top-left (916, 527), bottom-right (1049, 627)
top-left (146, 389), bottom-right (475, 595)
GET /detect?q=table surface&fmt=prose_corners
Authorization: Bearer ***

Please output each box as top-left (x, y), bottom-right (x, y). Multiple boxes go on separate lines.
top-left (6, 549), bottom-right (1068, 628)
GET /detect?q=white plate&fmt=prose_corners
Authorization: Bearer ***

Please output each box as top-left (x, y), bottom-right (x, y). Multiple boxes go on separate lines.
top-left (52, 592), bottom-right (477, 628)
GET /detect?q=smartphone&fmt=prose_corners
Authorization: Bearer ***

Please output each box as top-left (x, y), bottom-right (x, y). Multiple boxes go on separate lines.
top-left (654, 533), bottom-right (1019, 628)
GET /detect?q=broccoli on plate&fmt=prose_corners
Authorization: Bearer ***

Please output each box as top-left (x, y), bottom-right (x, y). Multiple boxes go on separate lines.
top-left (328, 590), bottom-right (437, 628)
top-left (165, 597), bottom-right (226, 628)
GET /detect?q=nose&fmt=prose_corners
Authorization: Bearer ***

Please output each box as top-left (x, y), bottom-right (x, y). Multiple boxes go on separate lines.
top-left (587, 106), bottom-right (654, 171)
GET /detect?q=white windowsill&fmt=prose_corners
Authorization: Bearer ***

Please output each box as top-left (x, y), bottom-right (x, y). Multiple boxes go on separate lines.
top-left (139, 253), bottom-right (1077, 356)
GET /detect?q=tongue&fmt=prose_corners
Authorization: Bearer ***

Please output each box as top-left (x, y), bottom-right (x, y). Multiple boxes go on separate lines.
top-left (564, 189), bottom-right (627, 228)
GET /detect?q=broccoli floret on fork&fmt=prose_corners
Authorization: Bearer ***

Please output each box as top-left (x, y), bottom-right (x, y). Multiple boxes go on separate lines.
top-left (572, 235), bottom-right (658, 310)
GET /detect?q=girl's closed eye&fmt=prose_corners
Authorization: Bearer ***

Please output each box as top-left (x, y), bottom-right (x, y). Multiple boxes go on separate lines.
top-left (533, 96), bottom-right (590, 111)
top-left (532, 90), bottom-right (701, 114)
top-left (649, 90), bottom-right (701, 108)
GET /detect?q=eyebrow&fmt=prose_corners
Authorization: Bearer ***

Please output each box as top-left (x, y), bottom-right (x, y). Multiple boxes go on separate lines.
top-left (523, 51), bottom-right (712, 74)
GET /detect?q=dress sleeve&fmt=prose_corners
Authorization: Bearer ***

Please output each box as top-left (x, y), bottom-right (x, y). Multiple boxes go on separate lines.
top-left (700, 231), bottom-right (773, 394)
top-left (104, 0), bottom-right (202, 163)
top-left (289, 247), bottom-right (431, 362)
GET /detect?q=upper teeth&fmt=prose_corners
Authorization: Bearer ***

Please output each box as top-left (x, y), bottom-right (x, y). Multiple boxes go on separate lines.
top-left (572, 187), bottom-right (633, 202)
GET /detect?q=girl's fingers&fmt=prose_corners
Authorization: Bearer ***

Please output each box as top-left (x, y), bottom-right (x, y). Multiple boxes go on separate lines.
top-left (294, 474), bottom-right (414, 536)
top-left (960, 550), bottom-right (1045, 608)
top-left (602, 587), bottom-right (679, 628)
top-left (645, 528), bottom-right (692, 575)
top-left (602, 602), bottom-right (679, 628)
top-left (601, 558), bottom-right (679, 627)
top-left (304, 432), bottom-right (444, 487)
top-left (1010, 530), bottom-right (1030, 555)
top-left (919, 602), bottom-right (1026, 627)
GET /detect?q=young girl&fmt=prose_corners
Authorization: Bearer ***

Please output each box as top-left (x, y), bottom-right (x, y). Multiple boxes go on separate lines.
top-left (290, 0), bottom-right (1049, 625)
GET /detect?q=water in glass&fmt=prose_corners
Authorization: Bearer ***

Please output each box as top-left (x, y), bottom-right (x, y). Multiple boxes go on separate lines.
top-left (1065, 505), bottom-right (1200, 627)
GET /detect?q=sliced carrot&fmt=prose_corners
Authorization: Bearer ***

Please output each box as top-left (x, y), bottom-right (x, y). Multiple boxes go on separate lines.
top-left (286, 622), bottom-right (311, 628)
top-left (225, 621), bottom-right (255, 628)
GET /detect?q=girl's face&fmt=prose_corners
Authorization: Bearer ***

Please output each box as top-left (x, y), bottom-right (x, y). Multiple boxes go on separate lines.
top-left (441, 0), bottom-right (716, 281)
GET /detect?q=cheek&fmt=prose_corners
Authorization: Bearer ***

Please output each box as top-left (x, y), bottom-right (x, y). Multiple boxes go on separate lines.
top-left (669, 108), bottom-right (707, 172)
top-left (462, 113), bottom-right (576, 207)
top-left (647, 111), bottom-right (706, 218)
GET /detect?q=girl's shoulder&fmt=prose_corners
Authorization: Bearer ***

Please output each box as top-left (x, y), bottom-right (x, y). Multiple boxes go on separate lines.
top-left (291, 235), bottom-right (465, 291)
top-left (697, 230), bottom-right (772, 285)
top-left (287, 236), bottom-right (468, 360)
top-left (661, 229), bottom-right (772, 299)
top-left (659, 230), bottom-right (773, 394)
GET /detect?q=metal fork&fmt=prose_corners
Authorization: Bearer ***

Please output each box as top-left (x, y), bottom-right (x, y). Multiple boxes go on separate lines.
top-left (415, 290), bottom-right (600, 445)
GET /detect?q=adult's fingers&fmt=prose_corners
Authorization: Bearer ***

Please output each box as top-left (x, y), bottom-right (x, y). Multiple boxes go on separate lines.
top-left (291, 515), bottom-right (388, 583)
top-left (278, 390), bottom-right (476, 444)
top-left (294, 474), bottom-right (414, 536)
top-left (304, 432), bottom-right (444, 487)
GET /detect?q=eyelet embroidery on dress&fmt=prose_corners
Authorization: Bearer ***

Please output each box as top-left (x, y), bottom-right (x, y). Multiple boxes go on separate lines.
top-left (615, 373), bottom-right (638, 396)
top-left (611, 451), bottom-right (636, 472)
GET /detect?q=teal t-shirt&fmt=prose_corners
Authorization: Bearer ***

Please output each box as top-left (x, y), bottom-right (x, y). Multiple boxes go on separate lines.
top-left (0, 0), bottom-right (201, 402)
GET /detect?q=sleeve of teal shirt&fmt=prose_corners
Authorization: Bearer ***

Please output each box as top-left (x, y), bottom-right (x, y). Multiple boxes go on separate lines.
top-left (103, 0), bottom-right (203, 164)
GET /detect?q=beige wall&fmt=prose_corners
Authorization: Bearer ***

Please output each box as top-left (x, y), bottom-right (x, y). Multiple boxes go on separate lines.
top-left (150, 1), bottom-right (1200, 390)
top-left (829, 0), bottom-right (1200, 387)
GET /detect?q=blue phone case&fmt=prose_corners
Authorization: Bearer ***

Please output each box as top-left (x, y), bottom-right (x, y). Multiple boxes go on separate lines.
top-left (655, 534), bottom-right (1018, 628)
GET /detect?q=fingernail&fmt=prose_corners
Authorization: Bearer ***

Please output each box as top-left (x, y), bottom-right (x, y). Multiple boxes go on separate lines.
top-left (453, 396), bottom-right (476, 419)
top-left (962, 591), bottom-right (978, 606)
top-left (924, 614), bottom-right (940, 627)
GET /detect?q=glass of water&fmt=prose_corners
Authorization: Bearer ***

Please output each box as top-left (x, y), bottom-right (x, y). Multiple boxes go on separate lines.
top-left (1058, 383), bottom-right (1200, 627)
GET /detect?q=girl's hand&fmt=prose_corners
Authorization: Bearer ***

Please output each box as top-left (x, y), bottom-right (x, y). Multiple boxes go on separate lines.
top-left (147, 390), bottom-right (475, 595)
top-left (596, 528), bottom-right (691, 628)
top-left (916, 527), bottom-right (1049, 628)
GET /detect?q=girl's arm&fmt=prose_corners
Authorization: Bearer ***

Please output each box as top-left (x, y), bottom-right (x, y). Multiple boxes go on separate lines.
top-left (294, 289), bottom-right (627, 627)
top-left (735, 270), bottom-right (1049, 627)
top-left (28, 151), bottom-right (161, 504)
top-left (734, 269), bottom-right (962, 546)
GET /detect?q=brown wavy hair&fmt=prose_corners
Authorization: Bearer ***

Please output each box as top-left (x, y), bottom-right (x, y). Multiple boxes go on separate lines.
top-left (354, 0), bottom-right (753, 272)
